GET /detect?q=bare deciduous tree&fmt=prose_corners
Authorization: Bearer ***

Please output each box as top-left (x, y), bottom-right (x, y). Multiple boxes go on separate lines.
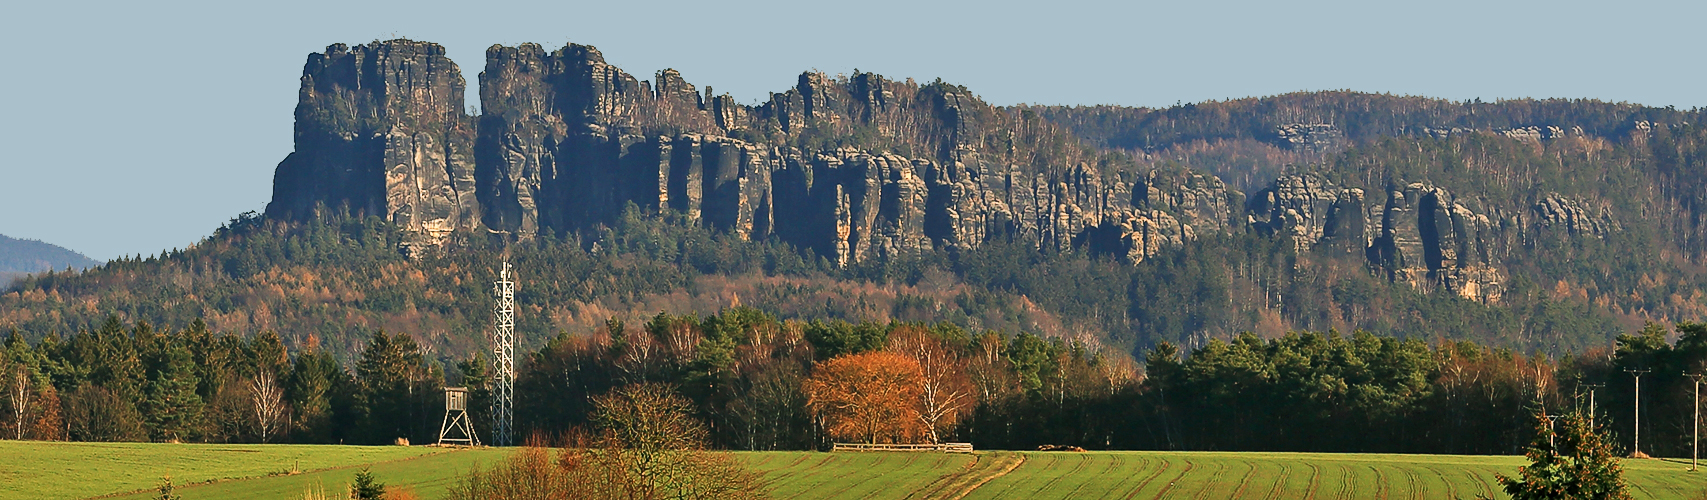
top-left (886, 326), bottom-right (975, 444)
top-left (451, 383), bottom-right (767, 500)
top-left (250, 370), bottom-right (285, 443)
top-left (8, 365), bottom-right (29, 440)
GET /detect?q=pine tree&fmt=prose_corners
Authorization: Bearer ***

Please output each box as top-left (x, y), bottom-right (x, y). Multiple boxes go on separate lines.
top-left (352, 467), bottom-right (385, 500)
top-left (181, 318), bottom-right (231, 403)
top-left (1497, 410), bottom-right (1631, 500)
top-left (354, 330), bottom-right (437, 444)
top-left (288, 338), bottom-right (342, 442)
top-left (250, 330), bottom-right (289, 376)
top-left (142, 342), bottom-right (204, 442)
top-left (84, 316), bottom-right (145, 401)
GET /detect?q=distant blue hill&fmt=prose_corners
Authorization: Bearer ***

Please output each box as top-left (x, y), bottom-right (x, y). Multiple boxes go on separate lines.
top-left (1, 234), bottom-right (102, 285)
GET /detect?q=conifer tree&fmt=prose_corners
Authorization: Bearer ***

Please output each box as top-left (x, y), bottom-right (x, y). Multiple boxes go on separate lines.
top-left (288, 336), bottom-right (342, 442)
top-left (352, 467), bottom-right (385, 500)
top-left (180, 318), bottom-right (231, 403)
top-left (142, 342), bottom-right (204, 442)
top-left (1498, 410), bottom-right (1631, 500)
top-left (355, 330), bottom-right (437, 444)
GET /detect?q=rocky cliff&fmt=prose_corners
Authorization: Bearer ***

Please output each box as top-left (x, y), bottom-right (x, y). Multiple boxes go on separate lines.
top-left (264, 39), bottom-right (1638, 300)
top-left (266, 40), bottom-right (478, 255)
top-left (1250, 173), bottom-right (1511, 301)
top-left (1247, 171), bottom-right (1637, 303)
top-left (269, 40), bottom-right (1241, 265)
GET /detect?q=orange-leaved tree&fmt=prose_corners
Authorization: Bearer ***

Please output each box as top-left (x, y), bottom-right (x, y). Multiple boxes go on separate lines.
top-left (886, 326), bottom-right (975, 444)
top-left (803, 351), bottom-right (924, 444)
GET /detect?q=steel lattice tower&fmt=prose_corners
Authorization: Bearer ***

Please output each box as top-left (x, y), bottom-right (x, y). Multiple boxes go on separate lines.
top-left (492, 261), bottom-right (516, 446)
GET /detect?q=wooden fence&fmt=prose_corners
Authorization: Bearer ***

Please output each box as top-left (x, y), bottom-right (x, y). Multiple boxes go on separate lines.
top-left (831, 442), bottom-right (974, 453)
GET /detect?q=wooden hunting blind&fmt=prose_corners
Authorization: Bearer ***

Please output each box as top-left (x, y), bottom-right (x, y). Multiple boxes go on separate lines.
top-left (446, 387), bottom-right (468, 411)
top-left (438, 387), bottom-right (479, 445)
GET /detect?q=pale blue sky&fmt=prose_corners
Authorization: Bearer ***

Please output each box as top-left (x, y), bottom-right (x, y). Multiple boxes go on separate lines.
top-left (2, 0), bottom-right (1700, 261)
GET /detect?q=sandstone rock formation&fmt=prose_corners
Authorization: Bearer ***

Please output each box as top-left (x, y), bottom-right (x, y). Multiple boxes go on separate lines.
top-left (267, 40), bottom-right (478, 255)
top-left (262, 39), bottom-right (1634, 298)
top-left (1274, 124), bottom-right (1346, 153)
top-left (1368, 183), bottom-right (1505, 302)
top-left (1533, 193), bottom-right (1618, 237)
top-left (1251, 174), bottom-right (1507, 302)
top-left (1247, 173), bottom-right (1365, 255)
top-left (268, 40), bottom-right (1240, 265)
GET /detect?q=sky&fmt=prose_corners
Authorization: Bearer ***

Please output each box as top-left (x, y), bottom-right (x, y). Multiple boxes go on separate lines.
top-left (1, 0), bottom-right (1701, 261)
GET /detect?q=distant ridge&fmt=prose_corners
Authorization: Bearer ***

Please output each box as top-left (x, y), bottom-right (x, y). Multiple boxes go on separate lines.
top-left (0, 234), bottom-right (102, 285)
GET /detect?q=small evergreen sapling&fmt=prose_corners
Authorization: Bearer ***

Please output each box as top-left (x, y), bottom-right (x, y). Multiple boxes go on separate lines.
top-left (1495, 410), bottom-right (1631, 500)
top-left (154, 475), bottom-right (180, 500)
top-left (352, 467), bottom-right (385, 500)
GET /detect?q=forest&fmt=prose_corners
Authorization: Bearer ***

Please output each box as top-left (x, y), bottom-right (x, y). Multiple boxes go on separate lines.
top-left (2, 312), bottom-right (1703, 458)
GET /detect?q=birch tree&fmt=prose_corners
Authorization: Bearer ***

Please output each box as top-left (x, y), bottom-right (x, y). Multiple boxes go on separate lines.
top-left (251, 369), bottom-right (285, 442)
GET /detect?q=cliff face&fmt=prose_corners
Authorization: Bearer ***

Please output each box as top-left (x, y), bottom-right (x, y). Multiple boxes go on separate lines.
top-left (1367, 183), bottom-right (1507, 302)
top-left (271, 40), bottom-right (1240, 265)
top-left (262, 39), bottom-right (1631, 291)
top-left (1250, 174), bottom-right (1514, 302)
top-left (267, 40), bottom-right (478, 254)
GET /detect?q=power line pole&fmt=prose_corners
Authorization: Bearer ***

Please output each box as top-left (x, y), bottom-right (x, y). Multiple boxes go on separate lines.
top-left (1582, 383), bottom-right (1603, 428)
top-left (1544, 412), bottom-right (1563, 452)
top-left (1627, 368), bottom-right (1649, 457)
top-left (1688, 372), bottom-right (1704, 472)
top-left (492, 261), bottom-right (516, 447)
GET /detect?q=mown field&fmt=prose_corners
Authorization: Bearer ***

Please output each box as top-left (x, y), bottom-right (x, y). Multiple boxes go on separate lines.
top-left (0, 441), bottom-right (462, 499)
top-left (7, 442), bottom-right (1705, 499)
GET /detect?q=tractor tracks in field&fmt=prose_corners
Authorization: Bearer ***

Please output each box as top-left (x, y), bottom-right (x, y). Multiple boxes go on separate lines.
top-left (1421, 465), bottom-right (1454, 500)
top-left (1147, 459), bottom-right (1197, 500)
top-left (1300, 462), bottom-right (1321, 500)
top-left (1189, 460), bottom-right (1229, 500)
top-left (1122, 456), bottom-right (1175, 499)
top-left (1226, 461), bottom-right (1260, 499)
top-left (1261, 461), bottom-right (1292, 500)
top-left (907, 452), bottom-right (1026, 500)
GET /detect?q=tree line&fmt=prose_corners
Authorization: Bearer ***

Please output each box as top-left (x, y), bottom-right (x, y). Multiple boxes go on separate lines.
top-left (4, 312), bottom-right (1702, 457)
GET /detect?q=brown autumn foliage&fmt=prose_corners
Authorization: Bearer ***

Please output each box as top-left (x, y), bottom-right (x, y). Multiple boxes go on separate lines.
top-left (885, 326), bottom-right (975, 443)
top-left (803, 351), bottom-right (925, 444)
top-left (450, 383), bottom-right (766, 500)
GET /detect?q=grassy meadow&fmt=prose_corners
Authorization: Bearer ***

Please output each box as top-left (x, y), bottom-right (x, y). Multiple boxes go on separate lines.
top-left (0, 441), bottom-right (456, 499)
top-left (8, 442), bottom-right (1706, 499)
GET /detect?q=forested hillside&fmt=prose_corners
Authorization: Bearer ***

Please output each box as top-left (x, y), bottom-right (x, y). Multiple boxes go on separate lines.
top-left (3, 40), bottom-right (1707, 454)
top-left (4, 93), bottom-right (1705, 359)
top-left (0, 234), bottom-right (101, 286)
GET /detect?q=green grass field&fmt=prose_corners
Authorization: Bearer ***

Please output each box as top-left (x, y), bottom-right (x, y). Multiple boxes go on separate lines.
top-left (8, 442), bottom-right (1705, 499)
top-left (0, 441), bottom-right (456, 499)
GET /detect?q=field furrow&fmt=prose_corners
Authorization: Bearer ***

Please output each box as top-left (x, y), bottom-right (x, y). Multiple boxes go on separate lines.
top-left (1122, 456), bottom-right (1173, 499)
top-left (1146, 458), bottom-right (1196, 500)
top-left (1301, 461), bottom-right (1321, 500)
top-left (1262, 460), bottom-right (1292, 500)
top-left (1226, 460), bottom-right (1261, 499)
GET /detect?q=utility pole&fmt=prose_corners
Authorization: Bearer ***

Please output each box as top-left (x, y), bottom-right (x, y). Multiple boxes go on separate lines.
top-left (1544, 412), bottom-right (1564, 452)
top-left (1688, 372), bottom-right (1704, 472)
top-left (1582, 383), bottom-right (1603, 428)
top-left (1628, 368), bottom-right (1649, 457)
